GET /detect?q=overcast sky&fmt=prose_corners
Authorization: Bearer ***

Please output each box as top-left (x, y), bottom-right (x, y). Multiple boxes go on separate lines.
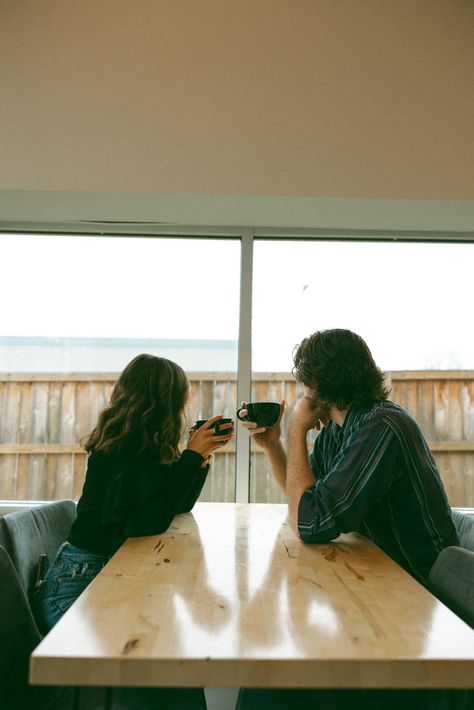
top-left (2, 234), bottom-right (473, 371)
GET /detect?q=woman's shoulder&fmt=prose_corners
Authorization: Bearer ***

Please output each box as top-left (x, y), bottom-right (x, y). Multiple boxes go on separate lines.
top-left (84, 450), bottom-right (142, 493)
top-left (88, 448), bottom-right (163, 471)
top-left (86, 449), bottom-right (128, 470)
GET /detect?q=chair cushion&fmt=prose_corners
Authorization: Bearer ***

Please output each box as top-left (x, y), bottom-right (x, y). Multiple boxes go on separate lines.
top-left (0, 515), bottom-right (11, 555)
top-left (1, 500), bottom-right (77, 601)
top-left (0, 544), bottom-right (84, 709)
top-left (0, 545), bottom-right (41, 708)
top-left (452, 510), bottom-right (474, 552)
top-left (428, 546), bottom-right (474, 628)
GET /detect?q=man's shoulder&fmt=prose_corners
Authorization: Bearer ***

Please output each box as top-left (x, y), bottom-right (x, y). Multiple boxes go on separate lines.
top-left (369, 401), bottom-right (422, 437)
top-left (376, 400), bottom-right (414, 419)
top-left (372, 400), bottom-right (407, 416)
top-left (353, 401), bottom-right (417, 432)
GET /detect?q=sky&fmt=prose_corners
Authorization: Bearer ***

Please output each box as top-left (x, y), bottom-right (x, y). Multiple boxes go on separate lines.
top-left (1, 233), bottom-right (473, 371)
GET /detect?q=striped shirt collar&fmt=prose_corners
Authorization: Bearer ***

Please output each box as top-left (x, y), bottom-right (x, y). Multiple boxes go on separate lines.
top-left (330, 403), bottom-right (380, 446)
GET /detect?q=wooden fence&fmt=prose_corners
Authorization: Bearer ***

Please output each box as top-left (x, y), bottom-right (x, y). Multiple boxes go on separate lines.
top-left (0, 372), bottom-right (473, 506)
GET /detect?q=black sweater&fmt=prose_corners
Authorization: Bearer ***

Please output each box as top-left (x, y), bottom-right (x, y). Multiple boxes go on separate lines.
top-left (68, 448), bottom-right (208, 556)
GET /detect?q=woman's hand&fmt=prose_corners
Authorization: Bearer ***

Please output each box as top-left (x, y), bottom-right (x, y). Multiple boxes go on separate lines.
top-left (187, 415), bottom-right (234, 460)
top-left (239, 400), bottom-right (285, 451)
top-left (200, 452), bottom-right (213, 468)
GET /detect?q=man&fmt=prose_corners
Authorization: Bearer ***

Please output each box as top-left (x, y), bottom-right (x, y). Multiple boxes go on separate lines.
top-left (236, 329), bottom-right (464, 710)
top-left (245, 328), bottom-right (457, 584)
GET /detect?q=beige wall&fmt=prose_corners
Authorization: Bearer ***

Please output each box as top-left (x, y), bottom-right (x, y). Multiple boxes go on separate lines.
top-left (1, 0), bottom-right (473, 203)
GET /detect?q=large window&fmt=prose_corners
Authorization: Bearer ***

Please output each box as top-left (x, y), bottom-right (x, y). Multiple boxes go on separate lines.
top-left (0, 234), bottom-right (240, 502)
top-left (1, 232), bottom-right (473, 509)
top-left (251, 239), bottom-right (474, 506)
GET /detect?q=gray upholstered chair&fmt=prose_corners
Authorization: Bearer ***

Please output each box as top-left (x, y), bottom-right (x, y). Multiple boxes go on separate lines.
top-left (428, 546), bottom-right (474, 629)
top-left (0, 544), bottom-right (107, 710)
top-left (0, 499), bottom-right (77, 604)
top-left (427, 509), bottom-right (474, 629)
top-left (451, 509), bottom-right (474, 551)
top-left (0, 515), bottom-right (10, 552)
top-left (0, 545), bottom-right (73, 710)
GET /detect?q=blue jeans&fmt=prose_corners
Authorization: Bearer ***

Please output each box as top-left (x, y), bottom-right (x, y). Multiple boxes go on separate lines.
top-left (36, 542), bottom-right (109, 634)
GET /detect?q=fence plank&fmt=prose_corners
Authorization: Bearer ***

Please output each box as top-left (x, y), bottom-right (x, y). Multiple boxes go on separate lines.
top-left (47, 381), bottom-right (63, 443)
top-left (33, 383), bottom-right (50, 444)
top-left (73, 453), bottom-right (88, 501)
top-left (17, 454), bottom-right (30, 500)
top-left (59, 382), bottom-right (76, 444)
top-left (462, 381), bottom-right (474, 441)
top-left (0, 454), bottom-right (17, 498)
top-left (418, 380), bottom-right (435, 440)
top-left (434, 380), bottom-right (448, 440)
top-left (55, 453), bottom-right (74, 500)
top-left (28, 454), bottom-right (48, 500)
top-left (447, 381), bottom-right (464, 441)
top-left (199, 379), bottom-right (214, 419)
top-left (18, 381), bottom-right (33, 445)
top-left (448, 453), bottom-right (469, 508)
top-left (1, 382), bottom-right (21, 443)
top-left (463, 453), bottom-right (474, 508)
top-left (45, 453), bottom-right (58, 500)
top-left (393, 380), bottom-right (419, 421)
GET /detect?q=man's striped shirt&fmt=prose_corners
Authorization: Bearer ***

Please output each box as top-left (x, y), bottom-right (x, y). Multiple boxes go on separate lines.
top-left (298, 401), bottom-right (458, 583)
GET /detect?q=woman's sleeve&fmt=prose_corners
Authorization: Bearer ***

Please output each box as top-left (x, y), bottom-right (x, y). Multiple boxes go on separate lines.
top-left (177, 460), bottom-right (210, 513)
top-left (124, 449), bottom-right (209, 537)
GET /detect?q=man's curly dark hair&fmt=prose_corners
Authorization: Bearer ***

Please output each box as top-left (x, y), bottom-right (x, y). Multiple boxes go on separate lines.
top-left (292, 329), bottom-right (390, 410)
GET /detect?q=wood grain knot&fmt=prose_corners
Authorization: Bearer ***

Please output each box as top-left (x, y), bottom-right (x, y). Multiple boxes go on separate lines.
top-left (344, 560), bottom-right (365, 580)
top-left (122, 638), bottom-right (140, 655)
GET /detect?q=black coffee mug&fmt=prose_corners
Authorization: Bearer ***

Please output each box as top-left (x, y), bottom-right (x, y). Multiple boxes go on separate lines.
top-left (195, 418), bottom-right (233, 436)
top-left (236, 402), bottom-right (280, 428)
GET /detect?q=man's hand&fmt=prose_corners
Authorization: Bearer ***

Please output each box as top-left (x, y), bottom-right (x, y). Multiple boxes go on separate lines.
top-left (239, 400), bottom-right (285, 451)
top-left (290, 394), bottom-right (329, 433)
top-left (239, 400), bottom-right (287, 493)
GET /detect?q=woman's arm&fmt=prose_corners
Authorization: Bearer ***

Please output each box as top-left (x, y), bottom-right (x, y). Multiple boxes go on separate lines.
top-left (124, 449), bottom-right (208, 536)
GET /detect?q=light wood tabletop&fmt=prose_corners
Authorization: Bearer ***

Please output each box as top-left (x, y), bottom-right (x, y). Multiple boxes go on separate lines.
top-left (30, 502), bottom-right (474, 689)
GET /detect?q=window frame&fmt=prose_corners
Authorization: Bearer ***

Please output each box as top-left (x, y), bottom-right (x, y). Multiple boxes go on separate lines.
top-left (1, 224), bottom-right (473, 506)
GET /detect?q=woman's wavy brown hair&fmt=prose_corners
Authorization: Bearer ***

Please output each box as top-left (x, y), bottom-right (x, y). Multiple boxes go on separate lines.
top-left (83, 354), bottom-right (189, 463)
top-left (293, 329), bottom-right (390, 410)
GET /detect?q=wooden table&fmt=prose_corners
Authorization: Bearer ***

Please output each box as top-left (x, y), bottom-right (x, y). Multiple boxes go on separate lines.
top-left (30, 503), bottom-right (474, 689)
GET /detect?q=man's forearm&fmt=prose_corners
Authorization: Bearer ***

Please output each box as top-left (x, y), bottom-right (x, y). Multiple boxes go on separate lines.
top-left (263, 440), bottom-right (288, 493)
top-left (286, 425), bottom-right (315, 537)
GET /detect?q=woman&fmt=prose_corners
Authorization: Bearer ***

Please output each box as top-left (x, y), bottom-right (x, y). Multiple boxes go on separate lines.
top-left (37, 354), bottom-right (233, 709)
